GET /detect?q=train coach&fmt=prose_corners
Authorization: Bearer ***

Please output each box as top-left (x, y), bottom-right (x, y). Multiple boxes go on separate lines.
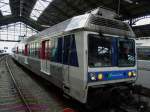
top-left (12, 7), bottom-right (137, 104)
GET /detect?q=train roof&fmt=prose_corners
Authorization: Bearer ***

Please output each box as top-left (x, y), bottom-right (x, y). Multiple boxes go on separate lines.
top-left (24, 8), bottom-right (135, 43)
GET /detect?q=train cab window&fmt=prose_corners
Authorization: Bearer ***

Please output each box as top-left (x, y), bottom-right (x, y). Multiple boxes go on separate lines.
top-left (63, 35), bottom-right (78, 66)
top-left (118, 38), bottom-right (135, 67)
top-left (88, 34), bottom-right (112, 67)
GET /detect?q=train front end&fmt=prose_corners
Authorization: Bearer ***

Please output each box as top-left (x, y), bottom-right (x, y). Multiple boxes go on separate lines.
top-left (84, 8), bottom-right (137, 105)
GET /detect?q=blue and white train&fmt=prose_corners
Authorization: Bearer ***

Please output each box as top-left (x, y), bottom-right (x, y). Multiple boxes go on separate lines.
top-left (12, 7), bottom-right (137, 104)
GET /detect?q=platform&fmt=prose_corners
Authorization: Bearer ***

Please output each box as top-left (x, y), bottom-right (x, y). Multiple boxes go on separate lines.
top-left (137, 60), bottom-right (150, 89)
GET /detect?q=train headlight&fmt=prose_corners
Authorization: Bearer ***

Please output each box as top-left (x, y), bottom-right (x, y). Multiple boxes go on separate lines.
top-left (98, 74), bottom-right (103, 80)
top-left (132, 72), bottom-right (136, 77)
top-left (89, 73), bottom-right (97, 81)
top-left (128, 72), bottom-right (132, 77)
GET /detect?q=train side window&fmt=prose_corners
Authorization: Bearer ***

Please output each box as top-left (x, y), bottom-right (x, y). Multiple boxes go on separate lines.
top-left (63, 34), bottom-right (78, 66)
top-left (28, 44), bottom-right (30, 56)
top-left (33, 43), bottom-right (35, 57)
top-left (35, 42), bottom-right (39, 58)
top-left (45, 40), bottom-right (51, 60)
top-left (47, 40), bottom-right (52, 60)
top-left (56, 38), bottom-right (63, 63)
top-left (50, 38), bottom-right (57, 62)
top-left (37, 42), bottom-right (40, 58)
top-left (70, 35), bottom-right (78, 67)
top-left (34, 42), bottom-right (36, 57)
top-left (31, 43), bottom-right (33, 57)
top-left (63, 36), bottom-right (71, 65)
top-left (31, 44), bottom-right (32, 56)
top-left (30, 43), bottom-right (31, 56)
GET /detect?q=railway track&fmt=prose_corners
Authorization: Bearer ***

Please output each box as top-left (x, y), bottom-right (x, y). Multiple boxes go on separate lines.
top-left (2, 56), bottom-right (65, 112)
top-left (0, 55), bottom-right (31, 112)
top-left (5, 56), bottom-right (32, 112)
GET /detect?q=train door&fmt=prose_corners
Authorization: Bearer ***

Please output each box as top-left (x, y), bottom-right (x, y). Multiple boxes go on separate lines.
top-left (40, 40), bottom-right (50, 75)
top-left (24, 44), bottom-right (28, 64)
top-left (62, 35), bottom-right (72, 88)
top-left (62, 35), bottom-right (79, 93)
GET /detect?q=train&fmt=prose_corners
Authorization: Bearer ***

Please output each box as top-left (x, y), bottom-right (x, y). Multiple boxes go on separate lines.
top-left (12, 7), bottom-right (137, 104)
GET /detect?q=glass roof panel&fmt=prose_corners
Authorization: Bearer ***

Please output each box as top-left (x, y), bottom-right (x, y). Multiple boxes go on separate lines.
top-left (133, 16), bottom-right (150, 26)
top-left (0, 0), bottom-right (11, 16)
top-left (30, 0), bottom-right (53, 21)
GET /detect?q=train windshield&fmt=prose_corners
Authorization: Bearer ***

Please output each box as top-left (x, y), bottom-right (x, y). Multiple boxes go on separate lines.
top-left (118, 38), bottom-right (135, 67)
top-left (88, 34), bottom-right (136, 68)
top-left (88, 34), bottom-right (112, 67)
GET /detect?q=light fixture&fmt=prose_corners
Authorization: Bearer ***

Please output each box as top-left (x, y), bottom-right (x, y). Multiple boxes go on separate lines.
top-left (128, 72), bottom-right (132, 77)
top-left (132, 71), bottom-right (136, 77)
top-left (98, 74), bottom-right (103, 80)
top-left (123, 0), bottom-right (133, 4)
top-left (89, 73), bottom-right (97, 81)
top-left (41, 24), bottom-right (51, 28)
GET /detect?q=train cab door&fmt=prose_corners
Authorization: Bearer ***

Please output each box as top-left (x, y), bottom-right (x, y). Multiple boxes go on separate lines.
top-left (62, 35), bottom-right (78, 93)
top-left (24, 44), bottom-right (28, 64)
top-left (40, 40), bottom-right (50, 75)
top-left (62, 36), bottom-right (72, 89)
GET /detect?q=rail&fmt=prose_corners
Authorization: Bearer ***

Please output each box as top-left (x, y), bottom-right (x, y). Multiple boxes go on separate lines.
top-left (5, 56), bottom-right (32, 112)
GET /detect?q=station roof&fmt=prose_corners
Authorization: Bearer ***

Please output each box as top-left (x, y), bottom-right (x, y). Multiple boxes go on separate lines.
top-left (1, 0), bottom-right (150, 33)
top-left (133, 24), bottom-right (150, 37)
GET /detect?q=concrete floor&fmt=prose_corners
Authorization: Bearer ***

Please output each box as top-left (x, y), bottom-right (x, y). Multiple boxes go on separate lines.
top-left (137, 60), bottom-right (150, 89)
